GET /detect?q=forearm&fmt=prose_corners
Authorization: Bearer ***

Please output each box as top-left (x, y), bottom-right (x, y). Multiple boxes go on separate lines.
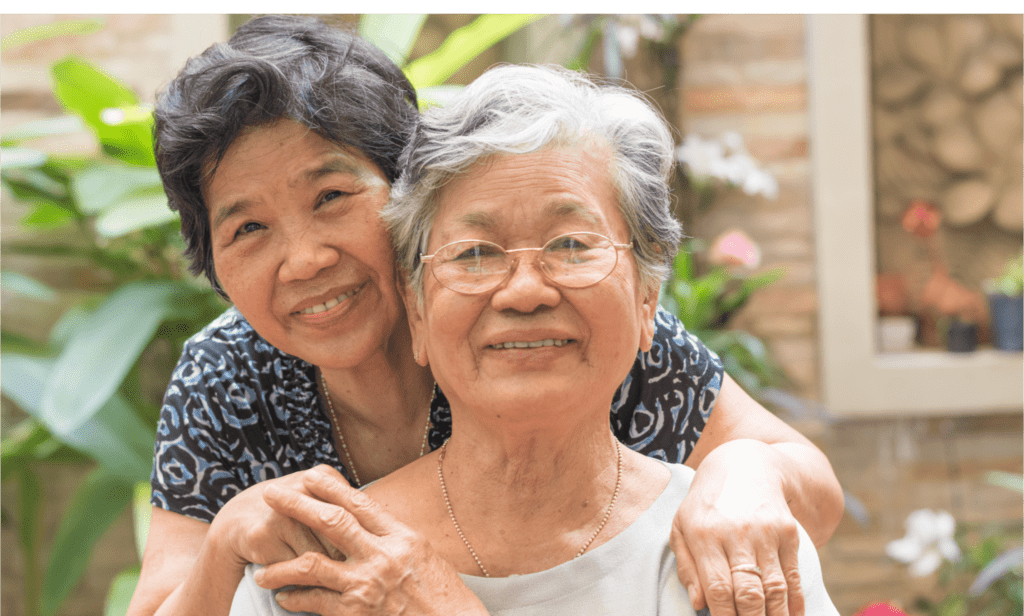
top-left (766, 440), bottom-right (843, 547)
top-left (152, 535), bottom-right (247, 616)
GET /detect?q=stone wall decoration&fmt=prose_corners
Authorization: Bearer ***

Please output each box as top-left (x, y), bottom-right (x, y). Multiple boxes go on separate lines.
top-left (871, 15), bottom-right (1023, 349)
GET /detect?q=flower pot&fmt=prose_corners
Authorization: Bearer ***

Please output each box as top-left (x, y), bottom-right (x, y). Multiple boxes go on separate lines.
top-left (946, 318), bottom-right (978, 353)
top-left (987, 293), bottom-right (1023, 351)
top-left (878, 315), bottom-right (916, 352)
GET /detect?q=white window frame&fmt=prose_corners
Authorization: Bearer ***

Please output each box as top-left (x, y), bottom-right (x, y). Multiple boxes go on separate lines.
top-left (807, 14), bottom-right (1022, 417)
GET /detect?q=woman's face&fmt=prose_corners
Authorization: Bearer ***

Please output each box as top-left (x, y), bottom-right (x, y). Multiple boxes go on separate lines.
top-left (206, 120), bottom-right (403, 370)
top-left (406, 145), bottom-right (659, 427)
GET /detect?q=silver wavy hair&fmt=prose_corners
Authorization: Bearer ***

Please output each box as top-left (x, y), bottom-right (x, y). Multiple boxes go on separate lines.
top-left (383, 64), bottom-right (682, 302)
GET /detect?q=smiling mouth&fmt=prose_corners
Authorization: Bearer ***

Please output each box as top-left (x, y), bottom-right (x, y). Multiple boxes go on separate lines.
top-left (488, 339), bottom-right (572, 350)
top-left (297, 283), bottom-right (365, 315)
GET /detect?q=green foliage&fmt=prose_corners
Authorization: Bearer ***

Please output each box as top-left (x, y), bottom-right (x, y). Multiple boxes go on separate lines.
top-left (2, 52), bottom-right (226, 616)
top-left (659, 241), bottom-right (787, 395)
top-left (986, 252), bottom-right (1024, 297)
top-left (2, 15), bottom-right (541, 616)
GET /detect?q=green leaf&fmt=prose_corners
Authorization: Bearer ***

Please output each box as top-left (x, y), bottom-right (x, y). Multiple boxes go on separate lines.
top-left (1, 420), bottom-right (50, 478)
top-left (1, 271), bottom-right (57, 302)
top-left (40, 281), bottom-right (177, 436)
top-left (71, 163), bottom-right (162, 215)
top-left (41, 468), bottom-right (134, 616)
top-left (104, 566), bottom-right (141, 616)
top-left (48, 305), bottom-right (91, 350)
top-left (133, 482), bottom-right (151, 561)
top-left (17, 468), bottom-right (44, 616)
top-left (358, 14), bottom-right (426, 66)
top-left (3, 168), bottom-right (69, 202)
top-left (1, 18), bottom-right (103, 52)
top-left (21, 201), bottom-right (75, 229)
top-left (2, 147), bottom-right (48, 168)
top-left (405, 14), bottom-right (543, 88)
top-left (52, 57), bottom-right (137, 129)
top-left (2, 115), bottom-right (87, 145)
top-left (1, 353), bottom-right (54, 415)
top-left (95, 193), bottom-right (177, 238)
top-left (51, 58), bottom-right (156, 166)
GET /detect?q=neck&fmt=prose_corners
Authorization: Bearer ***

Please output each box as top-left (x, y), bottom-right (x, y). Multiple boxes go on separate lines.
top-left (319, 325), bottom-right (434, 484)
top-left (437, 414), bottom-right (624, 575)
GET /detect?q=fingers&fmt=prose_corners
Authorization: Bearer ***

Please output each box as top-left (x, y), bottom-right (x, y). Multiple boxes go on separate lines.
top-left (256, 551), bottom-right (350, 592)
top-left (303, 465), bottom-right (398, 536)
top-left (777, 528), bottom-right (804, 616)
top-left (263, 479), bottom-right (367, 560)
top-left (671, 517), bottom-right (706, 609)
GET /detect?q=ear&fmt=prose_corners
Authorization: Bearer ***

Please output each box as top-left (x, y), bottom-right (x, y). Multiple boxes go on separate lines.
top-left (638, 283), bottom-right (659, 353)
top-left (398, 280), bottom-right (430, 367)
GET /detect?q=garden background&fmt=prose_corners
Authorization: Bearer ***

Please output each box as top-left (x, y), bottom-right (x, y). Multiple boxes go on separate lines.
top-left (2, 14), bottom-right (1021, 616)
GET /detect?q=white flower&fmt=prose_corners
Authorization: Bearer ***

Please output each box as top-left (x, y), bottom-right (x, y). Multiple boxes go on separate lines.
top-left (675, 132), bottom-right (778, 200)
top-left (886, 509), bottom-right (961, 577)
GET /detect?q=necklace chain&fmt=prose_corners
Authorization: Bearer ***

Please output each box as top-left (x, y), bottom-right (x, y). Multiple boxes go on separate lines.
top-left (320, 370), bottom-right (432, 488)
top-left (437, 438), bottom-right (622, 578)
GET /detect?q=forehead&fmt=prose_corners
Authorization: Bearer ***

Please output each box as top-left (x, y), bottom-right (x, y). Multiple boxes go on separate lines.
top-left (204, 120), bottom-right (386, 220)
top-left (433, 145), bottom-right (623, 240)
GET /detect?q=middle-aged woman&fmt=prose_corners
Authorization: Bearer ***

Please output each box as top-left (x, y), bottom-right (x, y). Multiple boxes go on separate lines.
top-left (130, 14), bottom-right (843, 616)
top-left (232, 63), bottom-right (839, 616)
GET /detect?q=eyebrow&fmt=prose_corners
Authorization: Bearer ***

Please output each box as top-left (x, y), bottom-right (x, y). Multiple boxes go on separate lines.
top-left (455, 201), bottom-right (601, 232)
top-left (210, 158), bottom-right (363, 232)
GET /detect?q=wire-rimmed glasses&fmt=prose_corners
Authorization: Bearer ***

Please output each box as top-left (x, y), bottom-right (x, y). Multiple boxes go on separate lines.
top-left (420, 232), bottom-right (634, 295)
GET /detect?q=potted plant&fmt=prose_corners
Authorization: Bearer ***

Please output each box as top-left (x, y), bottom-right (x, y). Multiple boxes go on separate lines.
top-left (876, 272), bottom-right (917, 352)
top-left (984, 252), bottom-right (1023, 352)
top-left (903, 200), bottom-right (989, 352)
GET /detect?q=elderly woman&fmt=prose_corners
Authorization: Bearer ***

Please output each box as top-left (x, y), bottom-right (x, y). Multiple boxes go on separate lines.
top-left (233, 64), bottom-right (838, 616)
top-left (131, 15), bottom-right (843, 616)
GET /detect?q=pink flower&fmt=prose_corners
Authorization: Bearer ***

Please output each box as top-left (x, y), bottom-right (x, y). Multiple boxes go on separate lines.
top-left (901, 199), bottom-right (941, 239)
top-left (708, 229), bottom-right (761, 268)
top-left (854, 603), bottom-right (909, 616)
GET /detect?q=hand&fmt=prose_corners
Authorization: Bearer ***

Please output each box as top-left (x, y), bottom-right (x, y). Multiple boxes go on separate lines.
top-left (254, 465), bottom-right (488, 616)
top-left (209, 469), bottom-right (341, 571)
top-left (671, 439), bottom-right (804, 616)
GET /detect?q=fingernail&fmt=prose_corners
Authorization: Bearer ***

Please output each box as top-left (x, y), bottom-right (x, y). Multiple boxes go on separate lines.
top-left (253, 569), bottom-right (264, 584)
top-left (274, 591), bottom-right (289, 604)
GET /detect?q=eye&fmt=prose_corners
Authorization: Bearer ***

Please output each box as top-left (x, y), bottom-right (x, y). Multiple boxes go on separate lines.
top-left (318, 190), bottom-right (348, 207)
top-left (451, 242), bottom-right (502, 262)
top-left (548, 235), bottom-right (591, 252)
top-left (234, 221), bottom-right (265, 238)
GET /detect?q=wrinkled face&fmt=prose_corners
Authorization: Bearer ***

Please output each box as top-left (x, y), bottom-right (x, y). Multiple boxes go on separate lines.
top-left (206, 120), bottom-right (403, 369)
top-left (406, 146), bottom-right (658, 428)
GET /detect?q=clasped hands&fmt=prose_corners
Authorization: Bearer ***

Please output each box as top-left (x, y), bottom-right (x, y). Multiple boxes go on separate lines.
top-left (224, 443), bottom-right (805, 616)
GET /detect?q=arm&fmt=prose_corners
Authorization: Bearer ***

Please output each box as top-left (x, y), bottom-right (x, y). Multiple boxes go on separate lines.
top-left (673, 374), bottom-right (843, 616)
top-left (128, 474), bottom-right (338, 616)
top-left (684, 374), bottom-right (843, 546)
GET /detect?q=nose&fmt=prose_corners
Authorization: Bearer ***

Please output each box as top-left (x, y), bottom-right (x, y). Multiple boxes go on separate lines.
top-left (489, 251), bottom-right (561, 313)
top-left (277, 224), bottom-right (340, 283)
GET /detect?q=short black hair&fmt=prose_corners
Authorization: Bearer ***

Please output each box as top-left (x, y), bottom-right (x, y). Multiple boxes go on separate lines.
top-left (154, 15), bottom-right (418, 297)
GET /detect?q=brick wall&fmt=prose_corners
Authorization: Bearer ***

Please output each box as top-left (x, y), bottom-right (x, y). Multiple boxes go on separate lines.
top-left (679, 15), bottom-right (822, 399)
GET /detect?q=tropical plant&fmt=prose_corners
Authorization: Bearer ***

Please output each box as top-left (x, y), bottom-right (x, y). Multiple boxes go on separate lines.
top-left (1, 14), bottom-right (541, 616)
top-left (659, 239), bottom-right (787, 395)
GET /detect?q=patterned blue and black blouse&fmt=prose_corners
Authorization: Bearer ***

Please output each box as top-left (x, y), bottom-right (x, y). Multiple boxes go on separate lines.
top-left (150, 305), bottom-right (724, 523)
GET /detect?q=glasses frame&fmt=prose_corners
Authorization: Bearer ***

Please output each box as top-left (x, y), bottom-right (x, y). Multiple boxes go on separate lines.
top-left (419, 232), bottom-right (634, 295)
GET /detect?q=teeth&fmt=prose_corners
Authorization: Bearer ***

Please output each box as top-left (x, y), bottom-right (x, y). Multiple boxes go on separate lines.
top-left (490, 339), bottom-right (570, 349)
top-left (299, 285), bottom-right (363, 315)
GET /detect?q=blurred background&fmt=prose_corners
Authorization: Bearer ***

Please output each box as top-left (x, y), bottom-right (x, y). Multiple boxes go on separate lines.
top-left (1, 14), bottom-right (1021, 616)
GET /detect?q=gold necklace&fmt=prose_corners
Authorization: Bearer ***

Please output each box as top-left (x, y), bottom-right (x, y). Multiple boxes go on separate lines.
top-left (437, 438), bottom-right (622, 577)
top-left (320, 370), bottom-right (432, 488)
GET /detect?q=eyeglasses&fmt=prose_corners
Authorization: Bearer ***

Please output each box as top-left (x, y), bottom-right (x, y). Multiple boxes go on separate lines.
top-left (420, 232), bottom-right (633, 295)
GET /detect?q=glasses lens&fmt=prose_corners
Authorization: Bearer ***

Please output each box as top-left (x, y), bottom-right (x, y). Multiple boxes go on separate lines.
top-left (432, 240), bottom-right (508, 293)
top-left (542, 233), bottom-right (617, 288)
